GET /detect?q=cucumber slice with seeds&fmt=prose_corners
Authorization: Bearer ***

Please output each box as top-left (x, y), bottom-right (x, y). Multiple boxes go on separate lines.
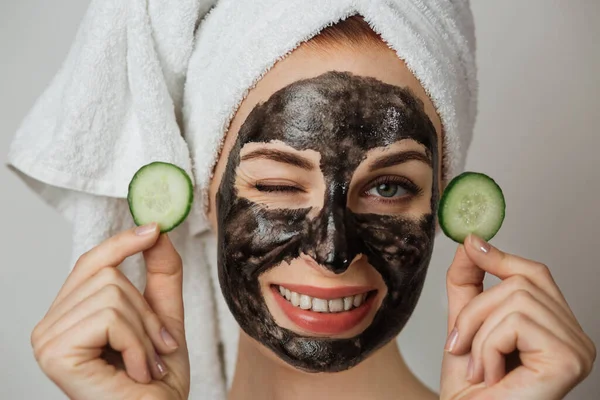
top-left (438, 172), bottom-right (505, 243)
top-left (127, 162), bottom-right (193, 233)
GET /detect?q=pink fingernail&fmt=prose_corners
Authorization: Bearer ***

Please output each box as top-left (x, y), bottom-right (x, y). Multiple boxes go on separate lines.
top-left (470, 235), bottom-right (490, 254)
top-left (467, 355), bottom-right (474, 381)
top-left (135, 223), bottom-right (157, 236)
top-left (155, 352), bottom-right (168, 377)
top-left (445, 327), bottom-right (459, 353)
top-left (160, 327), bottom-right (178, 349)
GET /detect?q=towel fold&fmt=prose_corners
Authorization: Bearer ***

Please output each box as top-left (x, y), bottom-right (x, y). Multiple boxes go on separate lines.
top-left (8, 0), bottom-right (477, 398)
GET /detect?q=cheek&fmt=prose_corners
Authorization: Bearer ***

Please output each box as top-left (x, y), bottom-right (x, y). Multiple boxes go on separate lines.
top-left (437, 132), bottom-right (444, 189)
top-left (220, 199), bottom-right (311, 277)
top-left (355, 212), bottom-right (434, 258)
top-left (414, 175), bottom-right (435, 214)
top-left (208, 167), bottom-right (227, 233)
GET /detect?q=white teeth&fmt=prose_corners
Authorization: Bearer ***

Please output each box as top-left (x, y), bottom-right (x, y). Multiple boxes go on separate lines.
top-left (291, 291), bottom-right (300, 307)
top-left (328, 298), bottom-right (344, 312)
top-left (343, 296), bottom-right (354, 311)
top-left (278, 286), bottom-right (370, 313)
top-left (312, 298), bottom-right (329, 312)
top-left (353, 293), bottom-right (364, 307)
top-left (299, 294), bottom-right (312, 310)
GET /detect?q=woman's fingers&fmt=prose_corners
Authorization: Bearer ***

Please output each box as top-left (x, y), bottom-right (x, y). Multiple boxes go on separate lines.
top-left (441, 244), bottom-right (487, 398)
top-left (442, 236), bottom-right (597, 399)
top-left (33, 285), bottom-right (168, 381)
top-left (35, 267), bottom-right (178, 356)
top-left (446, 244), bottom-right (486, 333)
top-left (477, 312), bottom-right (593, 400)
top-left (460, 236), bottom-right (595, 356)
top-left (52, 223), bottom-right (160, 307)
top-left (143, 234), bottom-right (185, 329)
top-left (442, 236), bottom-right (596, 399)
top-left (35, 308), bottom-right (153, 394)
top-left (467, 290), bottom-right (589, 385)
top-left (448, 274), bottom-right (584, 356)
top-left (462, 235), bottom-right (575, 320)
top-left (29, 226), bottom-right (191, 399)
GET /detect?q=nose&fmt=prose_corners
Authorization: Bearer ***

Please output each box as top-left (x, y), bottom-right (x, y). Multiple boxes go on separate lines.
top-left (313, 208), bottom-right (351, 274)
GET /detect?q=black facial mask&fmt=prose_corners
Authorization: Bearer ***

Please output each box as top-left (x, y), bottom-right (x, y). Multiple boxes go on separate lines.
top-left (216, 71), bottom-right (439, 372)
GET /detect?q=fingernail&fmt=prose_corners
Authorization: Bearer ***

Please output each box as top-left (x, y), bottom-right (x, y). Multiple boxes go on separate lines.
top-left (155, 352), bottom-right (168, 377)
top-left (160, 327), bottom-right (178, 349)
top-left (445, 327), bottom-right (459, 353)
top-left (467, 355), bottom-right (474, 381)
top-left (135, 223), bottom-right (157, 236)
top-left (470, 234), bottom-right (491, 254)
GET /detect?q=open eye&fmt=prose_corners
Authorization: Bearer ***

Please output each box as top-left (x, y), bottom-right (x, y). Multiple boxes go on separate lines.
top-left (366, 182), bottom-right (407, 198)
top-left (363, 176), bottom-right (421, 200)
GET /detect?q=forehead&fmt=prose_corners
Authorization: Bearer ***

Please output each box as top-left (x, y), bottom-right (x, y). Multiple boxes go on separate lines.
top-left (237, 72), bottom-right (437, 156)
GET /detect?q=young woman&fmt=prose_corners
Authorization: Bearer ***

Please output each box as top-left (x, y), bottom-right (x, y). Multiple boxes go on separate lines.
top-left (13, 5), bottom-right (595, 400)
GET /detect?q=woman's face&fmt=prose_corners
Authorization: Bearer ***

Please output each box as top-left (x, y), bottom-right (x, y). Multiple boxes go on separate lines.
top-left (207, 42), bottom-right (443, 372)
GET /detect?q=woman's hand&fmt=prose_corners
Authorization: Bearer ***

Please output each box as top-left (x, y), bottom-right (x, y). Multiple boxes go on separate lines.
top-left (30, 224), bottom-right (190, 400)
top-left (440, 235), bottom-right (596, 400)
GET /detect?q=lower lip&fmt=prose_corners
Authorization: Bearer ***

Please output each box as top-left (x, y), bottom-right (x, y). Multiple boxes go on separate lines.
top-left (271, 286), bottom-right (376, 335)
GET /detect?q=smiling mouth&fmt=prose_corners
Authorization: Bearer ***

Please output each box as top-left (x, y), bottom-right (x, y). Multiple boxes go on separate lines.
top-left (276, 285), bottom-right (372, 312)
top-left (270, 284), bottom-right (378, 335)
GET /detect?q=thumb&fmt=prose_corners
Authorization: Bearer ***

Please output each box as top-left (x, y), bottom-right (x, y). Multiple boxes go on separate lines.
top-left (143, 234), bottom-right (184, 326)
top-left (441, 244), bottom-right (487, 398)
top-left (446, 244), bottom-right (486, 333)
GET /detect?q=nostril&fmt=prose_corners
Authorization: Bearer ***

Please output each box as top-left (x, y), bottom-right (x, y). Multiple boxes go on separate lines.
top-left (324, 252), bottom-right (350, 274)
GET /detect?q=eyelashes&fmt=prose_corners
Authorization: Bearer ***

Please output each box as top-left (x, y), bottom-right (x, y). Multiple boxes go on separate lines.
top-left (254, 182), bottom-right (303, 193)
top-left (362, 176), bottom-right (423, 202)
top-left (254, 175), bottom-right (423, 203)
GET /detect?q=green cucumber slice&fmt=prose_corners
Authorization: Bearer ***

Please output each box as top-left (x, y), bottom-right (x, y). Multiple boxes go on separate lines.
top-left (438, 172), bottom-right (505, 243)
top-left (127, 162), bottom-right (193, 233)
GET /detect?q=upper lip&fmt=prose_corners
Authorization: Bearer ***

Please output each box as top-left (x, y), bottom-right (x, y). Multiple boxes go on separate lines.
top-left (273, 283), bottom-right (375, 300)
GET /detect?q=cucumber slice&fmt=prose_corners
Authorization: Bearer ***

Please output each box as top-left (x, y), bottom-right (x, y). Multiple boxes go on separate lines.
top-left (127, 162), bottom-right (193, 233)
top-left (438, 172), bottom-right (505, 243)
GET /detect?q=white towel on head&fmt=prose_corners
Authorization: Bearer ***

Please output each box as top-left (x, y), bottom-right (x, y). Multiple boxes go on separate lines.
top-left (186, 0), bottom-right (478, 224)
top-left (7, 0), bottom-right (477, 398)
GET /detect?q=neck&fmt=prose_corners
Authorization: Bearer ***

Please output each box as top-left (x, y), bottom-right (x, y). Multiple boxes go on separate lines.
top-left (228, 331), bottom-right (437, 400)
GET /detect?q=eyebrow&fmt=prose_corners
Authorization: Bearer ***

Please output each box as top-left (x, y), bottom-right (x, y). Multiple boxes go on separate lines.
top-left (240, 149), bottom-right (315, 170)
top-left (368, 150), bottom-right (432, 171)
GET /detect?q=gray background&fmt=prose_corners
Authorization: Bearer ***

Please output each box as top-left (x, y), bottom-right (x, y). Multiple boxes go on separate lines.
top-left (1, 1), bottom-right (598, 399)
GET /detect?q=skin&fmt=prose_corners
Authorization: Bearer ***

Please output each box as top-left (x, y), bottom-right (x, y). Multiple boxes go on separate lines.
top-left (29, 34), bottom-right (595, 400)
top-left (30, 224), bottom-right (190, 399)
top-left (216, 70), bottom-right (439, 372)
top-left (207, 41), bottom-right (596, 399)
